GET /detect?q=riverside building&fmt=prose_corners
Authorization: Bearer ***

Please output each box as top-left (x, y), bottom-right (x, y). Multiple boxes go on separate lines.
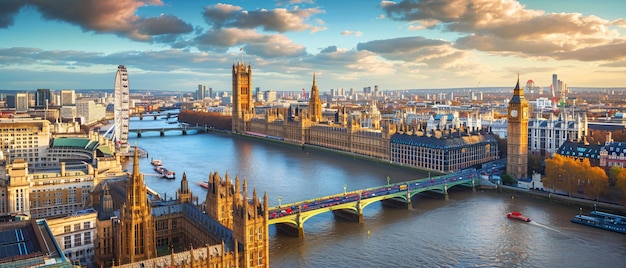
top-left (232, 62), bottom-right (499, 170)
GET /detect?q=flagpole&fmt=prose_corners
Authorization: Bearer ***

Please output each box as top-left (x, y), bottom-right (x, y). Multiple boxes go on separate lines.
top-left (240, 47), bottom-right (244, 64)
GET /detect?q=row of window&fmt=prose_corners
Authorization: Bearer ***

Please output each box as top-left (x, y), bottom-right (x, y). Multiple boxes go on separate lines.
top-left (63, 231), bottom-right (92, 249)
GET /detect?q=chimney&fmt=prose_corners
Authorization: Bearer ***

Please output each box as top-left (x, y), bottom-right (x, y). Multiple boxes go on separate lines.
top-left (61, 162), bottom-right (66, 176)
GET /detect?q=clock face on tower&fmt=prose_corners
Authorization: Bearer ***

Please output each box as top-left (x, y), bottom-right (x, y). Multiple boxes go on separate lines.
top-left (510, 109), bottom-right (518, 118)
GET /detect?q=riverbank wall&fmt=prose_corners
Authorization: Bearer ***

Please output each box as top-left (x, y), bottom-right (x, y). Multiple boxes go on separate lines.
top-left (495, 184), bottom-right (626, 214)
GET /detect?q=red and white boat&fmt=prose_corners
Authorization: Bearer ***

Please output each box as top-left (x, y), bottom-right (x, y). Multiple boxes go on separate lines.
top-left (199, 181), bottom-right (208, 189)
top-left (507, 211), bottom-right (531, 222)
top-left (160, 167), bottom-right (175, 179)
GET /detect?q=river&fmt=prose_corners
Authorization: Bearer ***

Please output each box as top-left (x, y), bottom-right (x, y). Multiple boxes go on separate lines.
top-left (124, 116), bottom-right (626, 268)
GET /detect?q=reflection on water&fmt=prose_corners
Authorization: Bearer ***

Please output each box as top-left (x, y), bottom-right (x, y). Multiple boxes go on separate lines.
top-left (125, 117), bottom-right (626, 268)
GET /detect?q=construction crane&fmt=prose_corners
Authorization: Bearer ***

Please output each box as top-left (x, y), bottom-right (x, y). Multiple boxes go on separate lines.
top-left (302, 88), bottom-right (306, 100)
top-left (549, 84), bottom-right (558, 111)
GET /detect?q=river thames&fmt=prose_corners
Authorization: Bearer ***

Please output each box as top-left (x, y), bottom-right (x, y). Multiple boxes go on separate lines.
top-left (124, 116), bottom-right (626, 268)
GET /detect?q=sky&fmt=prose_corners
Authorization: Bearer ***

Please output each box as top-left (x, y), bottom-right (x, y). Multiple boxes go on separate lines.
top-left (1, 0), bottom-right (625, 92)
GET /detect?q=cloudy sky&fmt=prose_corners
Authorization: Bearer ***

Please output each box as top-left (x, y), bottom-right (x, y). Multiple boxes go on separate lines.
top-left (1, 0), bottom-right (625, 92)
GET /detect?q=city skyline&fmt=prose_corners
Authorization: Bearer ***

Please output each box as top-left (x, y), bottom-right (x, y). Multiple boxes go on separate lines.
top-left (0, 0), bottom-right (625, 92)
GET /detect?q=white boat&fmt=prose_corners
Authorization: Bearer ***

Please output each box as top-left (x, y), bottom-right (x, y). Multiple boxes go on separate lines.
top-left (151, 159), bottom-right (162, 166)
top-left (160, 167), bottom-right (175, 179)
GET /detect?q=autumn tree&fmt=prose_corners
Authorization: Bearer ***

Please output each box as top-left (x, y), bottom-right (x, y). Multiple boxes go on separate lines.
top-left (544, 154), bottom-right (567, 193)
top-left (546, 154), bottom-right (612, 199)
top-left (582, 165), bottom-right (609, 201)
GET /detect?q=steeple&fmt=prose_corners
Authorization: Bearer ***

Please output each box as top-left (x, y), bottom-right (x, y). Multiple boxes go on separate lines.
top-left (308, 72), bottom-right (322, 122)
top-left (177, 172), bottom-right (193, 204)
top-left (118, 146), bottom-right (156, 264)
top-left (510, 74), bottom-right (525, 104)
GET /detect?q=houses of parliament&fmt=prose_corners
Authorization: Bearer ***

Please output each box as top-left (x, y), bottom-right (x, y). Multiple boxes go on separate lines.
top-left (91, 148), bottom-right (269, 267)
top-left (231, 62), bottom-right (499, 173)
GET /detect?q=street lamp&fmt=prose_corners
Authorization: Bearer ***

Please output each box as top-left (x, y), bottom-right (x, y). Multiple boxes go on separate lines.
top-left (278, 196), bottom-right (282, 208)
top-left (343, 184), bottom-right (347, 195)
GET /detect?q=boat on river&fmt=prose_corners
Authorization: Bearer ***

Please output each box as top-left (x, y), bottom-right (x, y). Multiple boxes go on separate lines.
top-left (151, 159), bottom-right (162, 166)
top-left (199, 181), bottom-right (208, 189)
top-left (507, 211), bottom-right (531, 222)
top-left (160, 167), bottom-right (175, 179)
top-left (571, 210), bottom-right (626, 234)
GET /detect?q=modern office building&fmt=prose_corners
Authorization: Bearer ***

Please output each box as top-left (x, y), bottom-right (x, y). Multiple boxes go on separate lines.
top-left (15, 92), bottom-right (29, 112)
top-left (196, 84), bottom-right (206, 100)
top-left (0, 118), bottom-right (51, 167)
top-left (76, 100), bottom-right (106, 125)
top-left (35, 88), bottom-right (51, 108)
top-left (60, 90), bottom-right (76, 106)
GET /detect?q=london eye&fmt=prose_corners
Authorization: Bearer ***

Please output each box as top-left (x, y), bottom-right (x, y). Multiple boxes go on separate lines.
top-left (113, 65), bottom-right (130, 154)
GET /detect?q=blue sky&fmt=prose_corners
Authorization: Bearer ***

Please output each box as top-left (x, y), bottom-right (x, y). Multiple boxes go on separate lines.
top-left (1, 0), bottom-right (625, 92)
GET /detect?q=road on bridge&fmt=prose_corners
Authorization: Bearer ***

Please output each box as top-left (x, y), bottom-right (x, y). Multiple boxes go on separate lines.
top-left (267, 168), bottom-right (490, 220)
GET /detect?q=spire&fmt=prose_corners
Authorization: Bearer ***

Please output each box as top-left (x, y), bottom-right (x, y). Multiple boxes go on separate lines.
top-left (313, 72), bottom-right (316, 87)
top-left (132, 146), bottom-right (140, 176)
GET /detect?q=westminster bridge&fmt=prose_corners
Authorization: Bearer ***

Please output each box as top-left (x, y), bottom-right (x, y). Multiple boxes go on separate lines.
top-left (267, 168), bottom-right (484, 237)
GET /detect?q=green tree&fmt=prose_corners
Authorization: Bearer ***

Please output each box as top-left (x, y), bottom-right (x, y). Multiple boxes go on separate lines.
top-left (614, 167), bottom-right (626, 205)
top-left (609, 166), bottom-right (622, 186)
top-left (501, 174), bottom-right (515, 186)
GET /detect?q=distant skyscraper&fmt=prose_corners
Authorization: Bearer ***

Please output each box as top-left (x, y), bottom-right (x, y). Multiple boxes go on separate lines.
top-left (197, 84), bottom-right (206, 100)
top-left (209, 87), bottom-right (213, 98)
top-left (16, 92), bottom-right (29, 112)
top-left (60, 89), bottom-right (76, 105)
top-left (35, 88), bottom-right (51, 108)
top-left (552, 74), bottom-right (558, 93)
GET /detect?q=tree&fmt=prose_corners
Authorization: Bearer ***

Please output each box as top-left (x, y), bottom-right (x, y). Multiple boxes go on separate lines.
top-left (609, 166), bottom-right (622, 186)
top-left (501, 174), bottom-right (515, 186)
top-left (583, 166), bottom-right (609, 201)
top-left (544, 154), bottom-right (567, 193)
top-left (528, 154), bottom-right (545, 175)
top-left (614, 167), bottom-right (626, 205)
top-left (495, 135), bottom-right (507, 159)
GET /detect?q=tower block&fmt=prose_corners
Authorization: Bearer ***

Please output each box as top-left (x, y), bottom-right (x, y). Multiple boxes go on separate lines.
top-left (506, 76), bottom-right (529, 179)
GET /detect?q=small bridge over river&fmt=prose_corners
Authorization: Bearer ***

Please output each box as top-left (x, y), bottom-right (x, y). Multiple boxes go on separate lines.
top-left (128, 125), bottom-right (211, 137)
top-left (267, 169), bottom-right (483, 237)
top-left (130, 112), bottom-right (179, 120)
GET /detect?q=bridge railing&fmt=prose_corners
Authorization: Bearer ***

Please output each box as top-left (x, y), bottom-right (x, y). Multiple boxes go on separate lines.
top-left (272, 171), bottom-right (479, 211)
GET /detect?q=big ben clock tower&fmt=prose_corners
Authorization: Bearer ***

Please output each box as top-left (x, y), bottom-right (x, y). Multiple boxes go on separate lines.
top-left (507, 76), bottom-right (529, 179)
